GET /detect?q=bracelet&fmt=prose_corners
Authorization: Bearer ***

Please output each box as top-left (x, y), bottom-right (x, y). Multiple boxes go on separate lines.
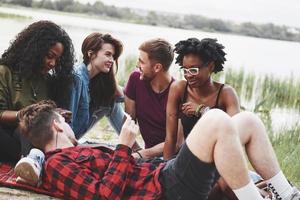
top-left (136, 151), bottom-right (143, 158)
top-left (16, 111), bottom-right (20, 123)
top-left (200, 106), bottom-right (210, 116)
top-left (195, 104), bottom-right (204, 117)
top-left (134, 147), bottom-right (142, 152)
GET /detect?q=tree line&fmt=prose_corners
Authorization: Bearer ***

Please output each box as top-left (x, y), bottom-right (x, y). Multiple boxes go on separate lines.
top-left (1, 0), bottom-right (300, 42)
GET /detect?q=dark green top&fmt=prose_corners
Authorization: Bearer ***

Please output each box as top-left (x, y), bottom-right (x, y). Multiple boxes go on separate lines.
top-left (0, 65), bottom-right (48, 118)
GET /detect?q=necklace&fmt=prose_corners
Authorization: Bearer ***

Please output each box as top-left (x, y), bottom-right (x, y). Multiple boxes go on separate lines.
top-left (30, 82), bottom-right (38, 99)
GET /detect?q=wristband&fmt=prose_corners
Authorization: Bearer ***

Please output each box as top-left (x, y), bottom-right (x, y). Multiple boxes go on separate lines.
top-left (195, 104), bottom-right (204, 117)
top-left (200, 106), bottom-right (210, 116)
top-left (134, 147), bottom-right (142, 152)
top-left (136, 151), bottom-right (143, 158)
top-left (16, 111), bottom-right (20, 123)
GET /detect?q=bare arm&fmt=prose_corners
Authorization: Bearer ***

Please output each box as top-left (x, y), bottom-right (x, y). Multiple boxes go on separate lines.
top-left (221, 86), bottom-right (240, 116)
top-left (0, 110), bottom-right (19, 125)
top-left (124, 95), bottom-right (136, 120)
top-left (163, 81), bottom-right (185, 160)
top-left (135, 121), bottom-right (184, 159)
top-left (137, 142), bottom-right (164, 159)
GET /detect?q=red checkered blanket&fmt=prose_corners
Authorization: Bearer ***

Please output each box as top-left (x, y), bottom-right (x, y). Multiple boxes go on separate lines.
top-left (0, 162), bottom-right (58, 198)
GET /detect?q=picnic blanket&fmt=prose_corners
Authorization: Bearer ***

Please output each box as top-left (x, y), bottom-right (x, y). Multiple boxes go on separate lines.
top-left (0, 162), bottom-right (59, 198)
top-left (0, 161), bottom-right (271, 200)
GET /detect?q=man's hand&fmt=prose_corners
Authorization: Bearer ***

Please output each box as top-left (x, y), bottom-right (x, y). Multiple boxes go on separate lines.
top-left (119, 114), bottom-right (139, 148)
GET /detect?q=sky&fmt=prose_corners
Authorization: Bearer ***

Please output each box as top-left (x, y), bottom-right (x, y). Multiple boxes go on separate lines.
top-left (76, 0), bottom-right (300, 28)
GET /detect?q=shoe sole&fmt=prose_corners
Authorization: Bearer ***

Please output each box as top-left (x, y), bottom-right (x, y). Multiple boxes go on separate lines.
top-left (14, 158), bottom-right (39, 185)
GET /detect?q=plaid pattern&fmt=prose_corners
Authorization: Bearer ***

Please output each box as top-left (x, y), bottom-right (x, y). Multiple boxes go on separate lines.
top-left (42, 144), bottom-right (165, 200)
top-left (0, 162), bottom-right (56, 197)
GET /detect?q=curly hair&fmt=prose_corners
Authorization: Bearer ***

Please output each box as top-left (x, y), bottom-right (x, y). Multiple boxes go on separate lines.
top-left (0, 20), bottom-right (75, 108)
top-left (174, 38), bottom-right (226, 73)
top-left (81, 32), bottom-right (123, 108)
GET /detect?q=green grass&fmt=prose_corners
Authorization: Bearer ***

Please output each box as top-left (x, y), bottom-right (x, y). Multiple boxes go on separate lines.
top-left (0, 11), bottom-right (31, 20)
top-left (117, 55), bottom-right (137, 86)
top-left (213, 68), bottom-right (300, 111)
top-left (270, 125), bottom-right (300, 187)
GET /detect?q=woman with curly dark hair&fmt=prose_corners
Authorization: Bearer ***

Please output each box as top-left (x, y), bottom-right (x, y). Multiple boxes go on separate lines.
top-left (0, 20), bottom-right (75, 162)
top-left (164, 38), bottom-right (240, 160)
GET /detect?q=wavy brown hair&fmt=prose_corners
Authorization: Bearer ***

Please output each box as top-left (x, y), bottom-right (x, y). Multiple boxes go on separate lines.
top-left (81, 32), bottom-right (123, 109)
top-left (139, 38), bottom-right (174, 71)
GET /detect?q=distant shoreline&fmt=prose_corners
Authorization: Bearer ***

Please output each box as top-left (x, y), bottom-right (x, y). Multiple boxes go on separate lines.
top-left (1, 0), bottom-right (300, 43)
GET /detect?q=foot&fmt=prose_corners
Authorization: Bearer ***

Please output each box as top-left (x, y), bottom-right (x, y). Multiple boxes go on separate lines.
top-left (14, 157), bottom-right (42, 186)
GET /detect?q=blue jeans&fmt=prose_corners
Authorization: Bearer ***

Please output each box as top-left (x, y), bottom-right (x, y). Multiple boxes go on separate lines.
top-left (88, 100), bottom-right (125, 136)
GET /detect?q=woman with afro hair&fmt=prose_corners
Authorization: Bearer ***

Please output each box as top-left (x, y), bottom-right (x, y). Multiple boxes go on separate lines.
top-left (0, 20), bottom-right (75, 162)
top-left (164, 38), bottom-right (240, 160)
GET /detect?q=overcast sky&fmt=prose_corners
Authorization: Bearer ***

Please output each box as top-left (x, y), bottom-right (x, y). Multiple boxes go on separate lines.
top-left (76, 0), bottom-right (300, 28)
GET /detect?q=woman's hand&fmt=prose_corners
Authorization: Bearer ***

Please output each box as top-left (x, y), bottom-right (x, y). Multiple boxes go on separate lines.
top-left (181, 102), bottom-right (200, 117)
top-left (55, 108), bottom-right (72, 123)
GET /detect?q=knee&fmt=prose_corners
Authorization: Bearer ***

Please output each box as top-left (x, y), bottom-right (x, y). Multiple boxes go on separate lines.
top-left (201, 109), bottom-right (232, 128)
top-left (232, 111), bottom-right (267, 141)
top-left (201, 108), bottom-right (229, 121)
top-left (195, 109), bottom-right (236, 138)
top-left (234, 111), bottom-right (265, 130)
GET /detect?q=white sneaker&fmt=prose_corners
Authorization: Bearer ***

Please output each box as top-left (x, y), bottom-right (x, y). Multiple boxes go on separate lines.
top-left (14, 149), bottom-right (44, 186)
top-left (16, 176), bottom-right (36, 186)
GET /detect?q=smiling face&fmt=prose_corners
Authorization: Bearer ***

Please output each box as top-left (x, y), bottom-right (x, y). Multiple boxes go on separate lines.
top-left (90, 43), bottom-right (115, 74)
top-left (182, 54), bottom-right (213, 88)
top-left (42, 42), bottom-right (64, 74)
top-left (137, 50), bottom-right (156, 81)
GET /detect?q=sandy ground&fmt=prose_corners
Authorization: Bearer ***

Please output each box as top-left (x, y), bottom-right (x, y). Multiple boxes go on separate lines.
top-left (0, 187), bottom-right (58, 199)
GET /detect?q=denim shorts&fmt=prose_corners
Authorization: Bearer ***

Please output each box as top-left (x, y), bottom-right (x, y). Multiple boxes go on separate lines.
top-left (159, 143), bottom-right (218, 200)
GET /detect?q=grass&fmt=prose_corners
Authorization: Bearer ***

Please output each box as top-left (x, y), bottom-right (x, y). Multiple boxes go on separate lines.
top-left (0, 11), bottom-right (31, 20)
top-left (270, 125), bottom-right (300, 187)
top-left (211, 68), bottom-right (300, 111)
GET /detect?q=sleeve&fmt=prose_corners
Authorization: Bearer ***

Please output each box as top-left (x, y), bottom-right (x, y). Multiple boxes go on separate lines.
top-left (68, 74), bottom-right (82, 130)
top-left (124, 71), bottom-right (138, 101)
top-left (68, 73), bottom-right (89, 138)
top-left (45, 145), bottom-right (133, 200)
top-left (0, 66), bottom-right (12, 117)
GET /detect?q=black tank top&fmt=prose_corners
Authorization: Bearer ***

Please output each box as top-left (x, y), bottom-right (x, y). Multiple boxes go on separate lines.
top-left (180, 83), bottom-right (225, 138)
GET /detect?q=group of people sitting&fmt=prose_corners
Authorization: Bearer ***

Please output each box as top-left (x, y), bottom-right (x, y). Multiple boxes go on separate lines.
top-left (0, 20), bottom-right (299, 200)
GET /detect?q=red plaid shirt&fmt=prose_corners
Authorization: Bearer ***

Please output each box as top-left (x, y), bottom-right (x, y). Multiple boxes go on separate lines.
top-left (42, 144), bottom-right (165, 200)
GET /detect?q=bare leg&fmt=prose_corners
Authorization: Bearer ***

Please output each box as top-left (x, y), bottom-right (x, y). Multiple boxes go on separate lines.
top-left (231, 111), bottom-right (280, 179)
top-left (231, 112), bottom-right (300, 199)
top-left (185, 109), bottom-right (250, 189)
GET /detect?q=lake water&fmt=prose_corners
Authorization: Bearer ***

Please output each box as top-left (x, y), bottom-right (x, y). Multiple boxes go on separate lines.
top-left (1, 6), bottom-right (300, 78)
top-left (0, 6), bottom-right (299, 132)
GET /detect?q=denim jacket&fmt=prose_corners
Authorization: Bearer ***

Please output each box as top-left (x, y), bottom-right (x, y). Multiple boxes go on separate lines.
top-left (68, 63), bottom-right (125, 139)
top-left (69, 63), bottom-right (90, 138)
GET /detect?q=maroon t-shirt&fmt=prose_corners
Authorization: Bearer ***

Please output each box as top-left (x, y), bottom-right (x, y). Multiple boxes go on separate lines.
top-left (125, 71), bottom-right (174, 148)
